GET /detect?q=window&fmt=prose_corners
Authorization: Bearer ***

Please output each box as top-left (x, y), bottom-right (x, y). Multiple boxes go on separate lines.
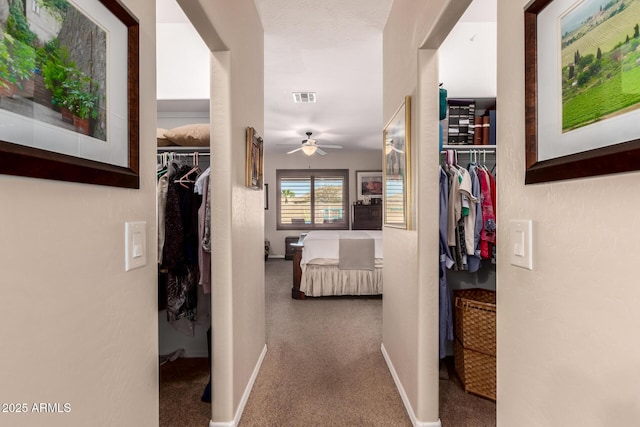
top-left (277, 169), bottom-right (349, 230)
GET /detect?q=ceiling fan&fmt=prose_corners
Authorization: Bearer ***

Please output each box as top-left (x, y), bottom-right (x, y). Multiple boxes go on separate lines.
top-left (286, 132), bottom-right (343, 156)
top-left (385, 138), bottom-right (404, 155)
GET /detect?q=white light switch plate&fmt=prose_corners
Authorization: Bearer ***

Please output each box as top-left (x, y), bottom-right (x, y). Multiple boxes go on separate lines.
top-left (509, 220), bottom-right (533, 270)
top-left (125, 221), bottom-right (147, 272)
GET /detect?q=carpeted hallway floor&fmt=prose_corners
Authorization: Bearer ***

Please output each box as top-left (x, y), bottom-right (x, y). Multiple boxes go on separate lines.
top-left (159, 258), bottom-right (496, 426)
top-left (238, 259), bottom-right (410, 426)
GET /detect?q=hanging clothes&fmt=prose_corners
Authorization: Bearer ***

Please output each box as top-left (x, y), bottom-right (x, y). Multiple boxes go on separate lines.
top-left (478, 167), bottom-right (496, 260)
top-left (438, 148), bottom-right (497, 358)
top-left (439, 167), bottom-right (454, 359)
top-left (196, 168), bottom-right (212, 294)
top-left (466, 164), bottom-right (483, 273)
top-left (157, 171), bottom-right (169, 265)
top-left (488, 170), bottom-right (497, 264)
top-left (162, 162), bottom-right (203, 336)
top-left (445, 163), bottom-right (477, 271)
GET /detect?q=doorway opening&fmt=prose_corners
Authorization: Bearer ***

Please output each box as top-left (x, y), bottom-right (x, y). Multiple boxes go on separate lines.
top-left (434, 0), bottom-right (497, 424)
top-left (156, 0), bottom-right (213, 425)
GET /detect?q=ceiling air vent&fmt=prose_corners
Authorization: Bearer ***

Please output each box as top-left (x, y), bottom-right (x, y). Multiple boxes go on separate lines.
top-left (292, 92), bottom-right (316, 103)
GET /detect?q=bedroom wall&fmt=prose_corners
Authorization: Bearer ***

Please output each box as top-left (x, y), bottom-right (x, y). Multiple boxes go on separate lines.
top-left (177, 0), bottom-right (266, 424)
top-left (0, 0), bottom-right (158, 426)
top-left (382, 0), bottom-right (471, 424)
top-left (497, 0), bottom-right (640, 425)
top-left (264, 149), bottom-right (383, 256)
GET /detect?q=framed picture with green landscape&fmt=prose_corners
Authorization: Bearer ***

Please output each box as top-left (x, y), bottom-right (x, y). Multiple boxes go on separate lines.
top-left (0, 0), bottom-right (139, 188)
top-left (525, 0), bottom-right (640, 184)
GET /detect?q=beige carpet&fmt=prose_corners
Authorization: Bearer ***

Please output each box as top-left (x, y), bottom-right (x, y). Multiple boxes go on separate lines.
top-left (159, 258), bottom-right (496, 426)
top-left (439, 356), bottom-right (496, 426)
top-left (159, 357), bottom-right (210, 427)
top-left (238, 259), bottom-right (410, 427)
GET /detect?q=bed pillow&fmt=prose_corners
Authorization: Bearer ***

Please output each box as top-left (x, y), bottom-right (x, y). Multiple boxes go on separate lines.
top-left (157, 128), bottom-right (176, 147)
top-left (164, 123), bottom-right (210, 147)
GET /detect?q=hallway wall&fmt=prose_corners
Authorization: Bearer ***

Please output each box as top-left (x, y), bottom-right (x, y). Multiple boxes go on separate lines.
top-left (177, 0), bottom-right (266, 424)
top-left (0, 0), bottom-right (159, 426)
top-left (497, 0), bottom-right (640, 425)
top-left (382, 0), bottom-right (471, 424)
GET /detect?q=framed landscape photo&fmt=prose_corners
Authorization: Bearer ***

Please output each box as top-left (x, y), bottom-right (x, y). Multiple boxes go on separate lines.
top-left (356, 170), bottom-right (382, 201)
top-left (525, 0), bottom-right (640, 184)
top-left (383, 96), bottom-right (411, 229)
top-left (246, 127), bottom-right (263, 190)
top-left (0, 0), bottom-right (139, 188)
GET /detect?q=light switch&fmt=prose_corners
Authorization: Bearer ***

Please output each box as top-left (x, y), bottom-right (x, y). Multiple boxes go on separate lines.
top-left (125, 221), bottom-right (147, 271)
top-left (509, 220), bottom-right (533, 270)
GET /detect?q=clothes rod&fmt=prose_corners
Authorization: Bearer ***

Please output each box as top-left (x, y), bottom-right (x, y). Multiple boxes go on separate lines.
top-left (156, 152), bottom-right (211, 157)
top-left (157, 146), bottom-right (210, 153)
top-left (440, 149), bottom-right (495, 155)
top-left (441, 145), bottom-right (496, 150)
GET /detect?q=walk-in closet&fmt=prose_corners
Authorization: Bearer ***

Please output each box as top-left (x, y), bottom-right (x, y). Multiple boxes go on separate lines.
top-left (156, 102), bottom-right (212, 425)
top-left (437, 0), bottom-right (497, 423)
top-left (156, 0), bottom-right (213, 423)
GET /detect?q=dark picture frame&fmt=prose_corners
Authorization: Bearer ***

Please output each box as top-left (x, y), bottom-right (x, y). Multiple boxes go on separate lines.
top-left (0, 0), bottom-right (139, 188)
top-left (525, 0), bottom-right (640, 184)
top-left (246, 127), bottom-right (263, 190)
top-left (356, 170), bottom-right (383, 201)
top-left (383, 95), bottom-right (411, 229)
top-left (264, 183), bottom-right (269, 210)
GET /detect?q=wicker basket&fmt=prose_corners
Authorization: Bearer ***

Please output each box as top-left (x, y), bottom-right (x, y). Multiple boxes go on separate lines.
top-left (453, 288), bottom-right (496, 401)
top-left (454, 338), bottom-right (496, 400)
top-left (454, 288), bottom-right (496, 356)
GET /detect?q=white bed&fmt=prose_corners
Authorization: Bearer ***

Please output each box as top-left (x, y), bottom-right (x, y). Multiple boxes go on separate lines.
top-left (292, 230), bottom-right (383, 298)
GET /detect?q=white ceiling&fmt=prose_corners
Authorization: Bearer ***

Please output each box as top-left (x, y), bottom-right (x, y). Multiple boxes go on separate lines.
top-left (254, 0), bottom-right (393, 154)
top-left (156, 0), bottom-right (496, 154)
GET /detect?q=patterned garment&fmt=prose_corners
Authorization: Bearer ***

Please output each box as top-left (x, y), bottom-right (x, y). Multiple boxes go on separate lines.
top-left (478, 168), bottom-right (496, 259)
top-left (162, 163), bottom-right (203, 333)
top-left (454, 217), bottom-right (468, 271)
top-left (166, 264), bottom-right (199, 325)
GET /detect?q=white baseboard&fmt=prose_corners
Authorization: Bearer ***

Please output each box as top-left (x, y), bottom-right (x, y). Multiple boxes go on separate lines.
top-left (380, 344), bottom-right (441, 427)
top-left (209, 344), bottom-right (268, 427)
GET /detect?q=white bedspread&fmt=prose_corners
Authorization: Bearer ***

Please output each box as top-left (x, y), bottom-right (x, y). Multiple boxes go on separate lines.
top-left (300, 230), bottom-right (383, 265)
top-left (298, 230), bottom-right (383, 297)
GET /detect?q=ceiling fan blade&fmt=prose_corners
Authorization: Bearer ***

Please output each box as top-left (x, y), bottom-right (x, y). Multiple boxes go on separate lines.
top-left (316, 144), bottom-right (342, 149)
top-left (315, 148), bottom-right (327, 156)
top-left (287, 147), bottom-right (303, 154)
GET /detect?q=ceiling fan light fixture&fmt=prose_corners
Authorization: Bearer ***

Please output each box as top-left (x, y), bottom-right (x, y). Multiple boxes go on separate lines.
top-left (385, 139), bottom-right (394, 155)
top-left (301, 145), bottom-right (317, 156)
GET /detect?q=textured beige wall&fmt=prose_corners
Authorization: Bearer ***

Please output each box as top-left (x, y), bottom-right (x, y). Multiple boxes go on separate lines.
top-left (181, 1), bottom-right (266, 423)
top-left (382, 0), bottom-right (470, 423)
top-left (497, 0), bottom-right (640, 425)
top-left (0, 0), bottom-right (158, 426)
top-left (382, 1), bottom-right (421, 415)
